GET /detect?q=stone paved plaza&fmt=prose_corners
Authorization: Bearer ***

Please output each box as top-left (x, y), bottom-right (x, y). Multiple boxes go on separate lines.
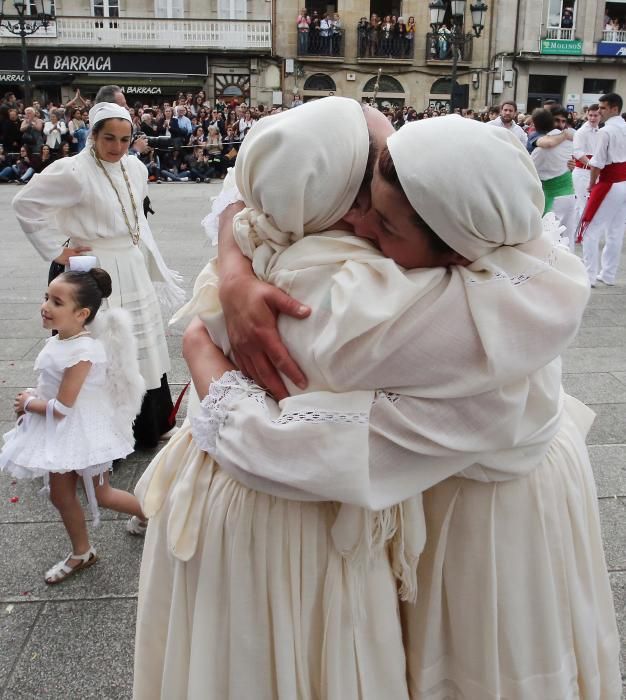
top-left (0, 183), bottom-right (624, 698)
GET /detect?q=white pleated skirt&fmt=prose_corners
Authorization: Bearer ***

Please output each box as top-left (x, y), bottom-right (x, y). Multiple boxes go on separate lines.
top-left (402, 396), bottom-right (622, 700)
top-left (71, 236), bottom-right (170, 390)
top-left (134, 426), bottom-right (409, 700)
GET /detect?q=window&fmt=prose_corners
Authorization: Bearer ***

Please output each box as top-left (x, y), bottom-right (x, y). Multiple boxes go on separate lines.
top-left (363, 74), bottom-right (403, 92)
top-left (218, 0), bottom-right (246, 19)
top-left (603, 3), bottom-right (626, 40)
top-left (304, 73), bottom-right (336, 91)
top-left (93, 0), bottom-right (119, 17)
top-left (583, 78), bottom-right (614, 94)
top-left (29, 1), bottom-right (55, 14)
top-left (527, 74), bottom-right (565, 112)
top-left (155, 0), bottom-right (184, 17)
top-left (546, 0), bottom-right (575, 34)
top-left (370, 0), bottom-right (402, 20)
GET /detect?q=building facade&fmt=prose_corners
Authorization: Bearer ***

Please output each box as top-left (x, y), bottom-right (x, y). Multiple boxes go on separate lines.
top-left (0, 0), bottom-right (274, 105)
top-left (1, 0), bottom-right (625, 112)
top-left (484, 0), bottom-right (626, 114)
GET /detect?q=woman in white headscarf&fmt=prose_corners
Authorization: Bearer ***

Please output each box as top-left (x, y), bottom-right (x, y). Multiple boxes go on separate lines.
top-left (133, 97), bottom-right (415, 700)
top-left (193, 115), bottom-right (621, 699)
top-left (12, 102), bottom-right (184, 448)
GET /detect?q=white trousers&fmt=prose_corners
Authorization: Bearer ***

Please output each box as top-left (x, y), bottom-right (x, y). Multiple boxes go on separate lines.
top-left (582, 180), bottom-right (626, 285)
top-left (551, 194), bottom-right (577, 252)
top-left (572, 167), bottom-right (590, 220)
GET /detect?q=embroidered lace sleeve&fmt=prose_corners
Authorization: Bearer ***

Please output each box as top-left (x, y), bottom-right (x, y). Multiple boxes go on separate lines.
top-left (191, 370), bottom-right (263, 454)
top-left (200, 169), bottom-right (243, 246)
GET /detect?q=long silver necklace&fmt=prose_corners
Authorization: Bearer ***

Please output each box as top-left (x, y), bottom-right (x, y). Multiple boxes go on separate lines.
top-left (91, 147), bottom-right (140, 245)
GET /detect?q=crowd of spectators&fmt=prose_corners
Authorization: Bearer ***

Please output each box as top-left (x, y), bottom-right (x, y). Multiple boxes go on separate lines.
top-left (0, 88), bottom-right (282, 184)
top-left (3, 87), bottom-right (609, 186)
top-left (297, 8), bottom-right (345, 56)
top-left (382, 101), bottom-right (599, 134)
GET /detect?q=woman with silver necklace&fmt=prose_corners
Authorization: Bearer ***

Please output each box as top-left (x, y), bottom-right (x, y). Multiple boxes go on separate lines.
top-left (12, 102), bottom-right (184, 448)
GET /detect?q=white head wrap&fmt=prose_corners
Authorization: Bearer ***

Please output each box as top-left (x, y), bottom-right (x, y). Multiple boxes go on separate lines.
top-left (233, 96), bottom-right (369, 279)
top-left (88, 101), bottom-right (132, 128)
top-left (387, 115), bottom-right (545, 262)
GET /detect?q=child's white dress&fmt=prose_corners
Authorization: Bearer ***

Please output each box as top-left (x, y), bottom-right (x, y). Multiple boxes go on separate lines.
top-left (0, 334), bottom-right (136, 523)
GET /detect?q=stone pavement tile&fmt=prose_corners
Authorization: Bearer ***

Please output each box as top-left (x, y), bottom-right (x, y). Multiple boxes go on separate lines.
top-left (21, 338), bottom-right (46, 362)
top-left (0, 304), bottom-right (41, 322)
top-left (0, 521), bottom-right (143, 603)
top-left (599, 497), bottom-right (626, 571)
top-left (579, 308), bottom-right (622, 328)
top-left (0, 338), bottom-right (41, 361)
top-left (586, 292), bottom-right (626, 310)
top-left (3, 599), bottom-right (135, 700)
top-left (609, 572), bottom-right (625, 678)
top-left (570, 326), bottom-right (626, 349)
top-left (588, 445), bottom-right (626, 498)
top-left (0, 602), bottom-right (42, 688)
top-left (587, 404), bottom-right (626, 445)
top-left (562, 372), bottom-right (626, 404)
top-left (0, 320), bottom-right (44, 339)
top-left (614, 372), bottom-right (626, 387)
top-left (562, 346), bottom-right (626, 373)
top-left (0, 458), bottom-right (140, 525)
top-left (0, 360), bottom-right (41, 389)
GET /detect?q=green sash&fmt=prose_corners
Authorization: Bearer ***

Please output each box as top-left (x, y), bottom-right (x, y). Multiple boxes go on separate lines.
top-left (542, 171), bottom-right (574, 214)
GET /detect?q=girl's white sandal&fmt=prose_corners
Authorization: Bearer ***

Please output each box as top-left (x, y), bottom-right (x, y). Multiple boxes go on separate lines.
top-left (44, 546), bottom-right (98, 585)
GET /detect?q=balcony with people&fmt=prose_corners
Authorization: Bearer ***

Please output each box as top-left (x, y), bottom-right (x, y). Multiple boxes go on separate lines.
top-left (425, 28), bottom-right (472, 62)
top-left (356, 15), bottom-right (416, 61)
top-left (296, 9), bottom-right (345, 59)
top-left (602, 1), bottom-right (626, 43)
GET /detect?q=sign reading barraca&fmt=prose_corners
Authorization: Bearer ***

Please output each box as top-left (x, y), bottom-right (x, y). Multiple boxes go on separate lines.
top-left (34, 54), bottom-right (112, 71)
top-left (0, 49), bottom-right (208, 75)
top-left (540, 38), bottom-right (583, 55)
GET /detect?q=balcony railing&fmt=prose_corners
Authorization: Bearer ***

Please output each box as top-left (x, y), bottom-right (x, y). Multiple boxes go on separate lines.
top-left (545, 27), bottom-right (574, 40)
top-left (297, 29), bottom-right (344, 58)
top-left (356, 30), bottom-right (415, 60)
top-left (602, 29), bottom-right (626, 42)
top-left (0, 16), bottom-right (271, 50)
top-left (426, 32), bottom-right (473, 62)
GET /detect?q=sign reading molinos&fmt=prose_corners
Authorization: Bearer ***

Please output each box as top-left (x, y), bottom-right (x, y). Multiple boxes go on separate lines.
top-left (0, 49), bottom-right (208, 76)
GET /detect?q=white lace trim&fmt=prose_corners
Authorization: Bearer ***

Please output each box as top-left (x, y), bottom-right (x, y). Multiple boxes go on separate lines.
top-left (200, 175), bottom-right (243, 246)
top-left (191, 370), bottom-right (261, 454)
top-left (273, 410), bottom-right (368, 425)
top-left (464, 247), bottom-right (558, 287)
top-left (375, 390), bottom-right (400, 406)
top-left (192, 370), bottom-right (373, 453)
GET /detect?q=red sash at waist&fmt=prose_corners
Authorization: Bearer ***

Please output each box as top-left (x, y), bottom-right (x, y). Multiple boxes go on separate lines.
top-left (574, 155), bottom-right (593, 169)
top-left (576, 162), bottom-right (626, 242)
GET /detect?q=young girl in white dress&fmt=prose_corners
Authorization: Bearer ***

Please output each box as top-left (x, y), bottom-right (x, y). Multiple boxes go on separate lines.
top-left (0, 262), bottom-right (147, 584)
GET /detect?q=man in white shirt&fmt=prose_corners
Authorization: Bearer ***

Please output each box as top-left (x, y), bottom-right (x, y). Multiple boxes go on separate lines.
top-left (529, 107), bottom-right (577, 250)
top-left (580, 92), bottom-right (626, 286)
top-left (572, 104), bottom-right (602, 220)
top-left (487, 100), bottom-right (528, 147)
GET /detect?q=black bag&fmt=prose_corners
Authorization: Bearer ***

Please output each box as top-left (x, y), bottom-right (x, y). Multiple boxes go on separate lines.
top-left (48, 239), bottom-right (70, 285)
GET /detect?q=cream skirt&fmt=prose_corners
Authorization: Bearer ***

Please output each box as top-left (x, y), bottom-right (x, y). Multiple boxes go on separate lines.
top-left (71, 235), bottom-right (170, 390)
top-left (402, 396), bottom-right (622, 700)
top-left (133, 425), bottom-right (409, 700)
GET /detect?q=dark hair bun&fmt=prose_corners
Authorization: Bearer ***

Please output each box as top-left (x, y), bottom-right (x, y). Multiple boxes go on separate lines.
top-left (89, 267), bottom-right (112, 299)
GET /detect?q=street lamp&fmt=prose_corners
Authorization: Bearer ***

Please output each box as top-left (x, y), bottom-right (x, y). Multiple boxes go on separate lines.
top-left (429, 0), bottom-right (488, 111)
top-left (0, 0), bottom-right (55, 105)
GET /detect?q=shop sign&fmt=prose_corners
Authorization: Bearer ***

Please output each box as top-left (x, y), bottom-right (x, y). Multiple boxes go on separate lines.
top-left (0, 72), bottom-right (24, 83)
top-left (0, 49), bottom-right (207, 76)
top-left (597, 42), bottom-right (626, 57)
top-left (540, 38), bottom-right (583, 55)
top-left (121, 86), bottom-right (163, 95)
